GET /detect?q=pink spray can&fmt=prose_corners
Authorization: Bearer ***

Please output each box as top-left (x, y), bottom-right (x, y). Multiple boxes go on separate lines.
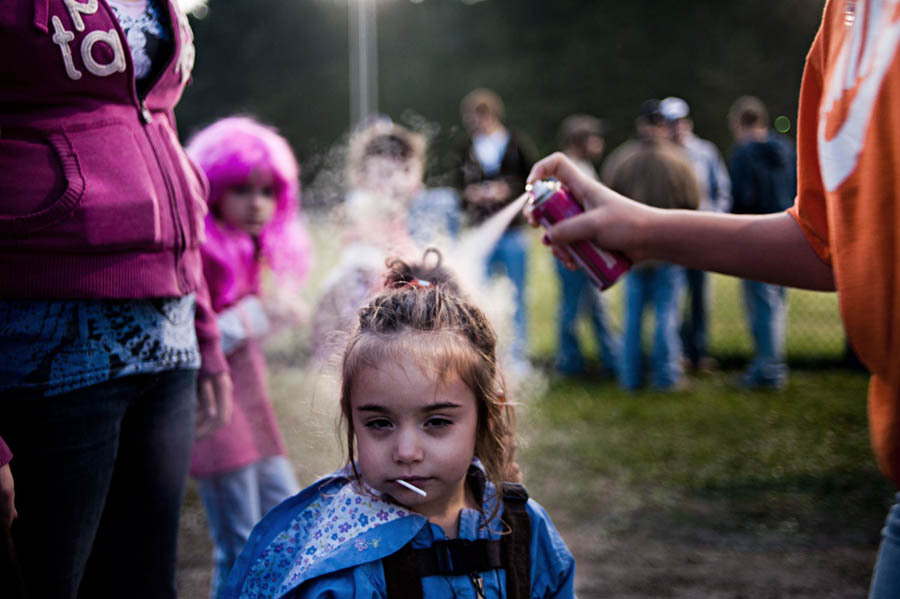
top-left (527, 177), bottom-right (630, 290)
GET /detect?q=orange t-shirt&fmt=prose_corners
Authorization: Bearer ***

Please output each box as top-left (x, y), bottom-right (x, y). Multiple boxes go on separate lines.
top-left (789, 0), bottom-right (900, 485)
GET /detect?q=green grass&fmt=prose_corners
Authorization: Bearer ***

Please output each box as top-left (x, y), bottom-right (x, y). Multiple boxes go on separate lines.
top-left (518, 367), bottom-right (891, 540)
top-left (519, 228), bottom-right (891, 542)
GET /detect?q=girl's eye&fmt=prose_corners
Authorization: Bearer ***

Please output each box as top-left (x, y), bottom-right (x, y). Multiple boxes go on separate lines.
top-left (364, 418), bottom-right (393, 431)
top-left (232, 183), bottom-right (252, 194)
top-left (261, 186), bottom-right (275, 197)
top-left (425, 417), bottom-right (452, 429)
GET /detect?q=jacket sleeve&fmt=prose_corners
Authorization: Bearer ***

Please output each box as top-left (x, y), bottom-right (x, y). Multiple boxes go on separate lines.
top-left (194, 274), bottom-right (229, 376)
top-left (500, 131), bottom-right (539, 227)
top-left (0, 436), bottom-right (11, 467)
top-left (727, 150), bottom-right (750, 214)
top-left (710, 148), bottom-right (732, 213)
top-left (528, 499), bottom-right (576, 599)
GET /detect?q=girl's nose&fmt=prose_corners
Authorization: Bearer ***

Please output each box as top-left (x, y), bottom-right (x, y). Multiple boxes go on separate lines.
top-left (392, 429), bottom-right (423, 464)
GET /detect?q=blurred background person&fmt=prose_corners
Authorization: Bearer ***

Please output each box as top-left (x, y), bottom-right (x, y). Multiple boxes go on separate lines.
top-left (727, 95), bottom-right (796, 390)
top-left (310, 118), bottom-right (424, 365)
top-left (660, 96), bottom-right (732, 375)
top-left (602, 100), bottom-right (701, 391)
top-left (553, 114), bottom-right (622, 380)
top-left (450, 88), bottom-right (539, 377)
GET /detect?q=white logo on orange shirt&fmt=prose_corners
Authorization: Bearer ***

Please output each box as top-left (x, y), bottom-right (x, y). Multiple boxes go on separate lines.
top-left (818, 0), bottom-right (900, 191)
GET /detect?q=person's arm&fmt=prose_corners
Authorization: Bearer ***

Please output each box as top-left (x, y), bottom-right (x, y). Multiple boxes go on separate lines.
top-left (527, 152), bottom-right (835, 291)
top-left (193, 277), bottom-right (233, 440)
top-left (0, 436), bottom-right (15, 529)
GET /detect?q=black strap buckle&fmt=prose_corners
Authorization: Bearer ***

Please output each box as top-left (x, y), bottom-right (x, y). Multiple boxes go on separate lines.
top-left (414, 538), bottom-right (503, 577)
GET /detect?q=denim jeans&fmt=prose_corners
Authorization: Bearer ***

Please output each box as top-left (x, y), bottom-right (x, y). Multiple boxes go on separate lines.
top-left (196, 455), bottom-right (299, 598)
top-left (622, 263), bottom-right (685, 390)
top-left (870, 493), bottom-right (900, 598)
top-left (741, 279), bottom-right (788, 386)
top-left (487, 228), bottom-right (529, 361)
top-left (680, 268), bottom-right (710, 365)
top-left (1, 369), bottom-right (197, 599)
top-left (554, 258), bottom-right (621, 377)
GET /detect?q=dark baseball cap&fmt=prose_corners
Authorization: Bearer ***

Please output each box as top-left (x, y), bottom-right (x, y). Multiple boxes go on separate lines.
top-left (639, 99), bottom-right (665, 125)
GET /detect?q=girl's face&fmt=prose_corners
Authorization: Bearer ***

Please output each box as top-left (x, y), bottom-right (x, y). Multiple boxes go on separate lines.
top-left (359, 156), bottom-right (422, 202)
top-left (218, 169), bottom-right (277, 236)
top-left (351, 356), bottom-right (479, 531)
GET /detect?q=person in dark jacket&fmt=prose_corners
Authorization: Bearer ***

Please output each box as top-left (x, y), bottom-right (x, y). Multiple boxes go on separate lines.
top-left (451, 89), bottom-right (539, 376)
top-left (728, 95), bottom-right (798, 389)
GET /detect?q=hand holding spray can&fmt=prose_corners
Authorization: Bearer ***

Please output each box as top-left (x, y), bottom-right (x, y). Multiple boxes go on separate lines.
top-left (526, 177), bottom-right (630, 290)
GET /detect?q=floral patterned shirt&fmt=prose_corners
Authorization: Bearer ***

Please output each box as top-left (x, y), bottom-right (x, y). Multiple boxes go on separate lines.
top-left (0, 297), bottom-right (200, 397)
top-left (108, 0), bottom-right (173, 98)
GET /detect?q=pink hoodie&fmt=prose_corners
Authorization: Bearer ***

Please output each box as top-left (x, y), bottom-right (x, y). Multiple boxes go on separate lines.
top-left (0, 0), bottom-right (226, 373)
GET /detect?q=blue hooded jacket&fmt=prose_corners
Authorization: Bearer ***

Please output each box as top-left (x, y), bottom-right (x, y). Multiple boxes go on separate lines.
top-left (221, 464), bottom-right (575, 598)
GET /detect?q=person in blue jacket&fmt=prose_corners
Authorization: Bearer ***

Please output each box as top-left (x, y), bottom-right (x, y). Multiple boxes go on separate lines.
top-left (222, 249), bottom-right (575, 598)
top-left (727, 96), bottom-right (797, 390)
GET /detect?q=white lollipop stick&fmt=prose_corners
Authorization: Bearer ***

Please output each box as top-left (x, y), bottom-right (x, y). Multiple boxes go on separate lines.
top-left (396, 479), bottom-right (427, 496)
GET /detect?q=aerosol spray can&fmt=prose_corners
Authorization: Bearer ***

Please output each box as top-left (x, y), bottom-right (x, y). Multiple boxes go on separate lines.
top-left (526, 177), bottom-right (630, 290)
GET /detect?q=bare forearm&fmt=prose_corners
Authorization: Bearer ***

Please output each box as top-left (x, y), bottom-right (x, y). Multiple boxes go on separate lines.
top-left (528, 152), bottom-right (836, 292)
top-left (642, 209), bottom-right (835, 290)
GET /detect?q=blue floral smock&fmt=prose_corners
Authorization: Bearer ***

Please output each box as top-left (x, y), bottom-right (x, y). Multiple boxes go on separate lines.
top-left (222, 463), bottom-right (576, 598)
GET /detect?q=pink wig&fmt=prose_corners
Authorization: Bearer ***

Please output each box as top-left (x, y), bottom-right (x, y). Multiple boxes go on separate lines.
top-left (186, 116), bottom-right (311, 312)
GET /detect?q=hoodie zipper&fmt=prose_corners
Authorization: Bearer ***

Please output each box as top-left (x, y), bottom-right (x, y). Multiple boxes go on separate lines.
top-left (102, 0), bottom-right (188, 280)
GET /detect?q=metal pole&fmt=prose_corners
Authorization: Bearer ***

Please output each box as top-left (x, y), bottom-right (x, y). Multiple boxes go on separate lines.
top-left (367, 0), bottom-right (378, 121)
top-left (349, 0), bottom-right (377, 128)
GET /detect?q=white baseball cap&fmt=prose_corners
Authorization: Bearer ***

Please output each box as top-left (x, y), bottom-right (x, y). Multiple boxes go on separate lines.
top-left (660, 96), bottom-right (690, 121)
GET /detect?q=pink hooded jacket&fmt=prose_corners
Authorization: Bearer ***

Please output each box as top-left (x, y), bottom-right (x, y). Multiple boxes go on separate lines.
top-left (0, 0), bottom-right (226, 373)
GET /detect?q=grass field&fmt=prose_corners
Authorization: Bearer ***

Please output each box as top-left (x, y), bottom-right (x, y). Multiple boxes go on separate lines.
top-left (177, 222), bottom-right (891, 598)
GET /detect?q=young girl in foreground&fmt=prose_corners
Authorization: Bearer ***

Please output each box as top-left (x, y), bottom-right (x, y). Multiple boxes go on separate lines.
top-left (223, 250), bottom-right (575, 598)
top-left (185, 116), bottom-right (311, 597)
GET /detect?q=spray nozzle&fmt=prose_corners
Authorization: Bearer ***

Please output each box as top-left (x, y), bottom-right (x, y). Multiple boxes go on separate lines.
top-left (525, 177), bottom-right (560, 205)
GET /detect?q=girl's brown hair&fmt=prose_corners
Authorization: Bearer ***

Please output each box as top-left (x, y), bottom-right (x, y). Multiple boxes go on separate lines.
top-left (339, 248), bottom-right (519, 503)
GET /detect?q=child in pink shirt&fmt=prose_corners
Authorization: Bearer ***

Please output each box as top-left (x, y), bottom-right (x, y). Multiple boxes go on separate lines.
top-left (185, 116), bottom-right (312, 597)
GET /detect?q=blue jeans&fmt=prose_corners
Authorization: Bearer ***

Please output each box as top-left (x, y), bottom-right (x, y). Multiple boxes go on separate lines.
top-left (680, 268), bottom-right (710, 365)
top-left (554, 258), bottom-right (621, 377)
top-left (196, 456), bottom-right (299, 598)
top-left (622, 263), bottom-right (684, 390)
top-left (487, 228), bottom-right (529, 361)
top-left (741, 280), bottom-right (788, 386)
top-left (871, 493), bottom-right (900, 598)
top-left (1, 369), bottom-right (197, 599)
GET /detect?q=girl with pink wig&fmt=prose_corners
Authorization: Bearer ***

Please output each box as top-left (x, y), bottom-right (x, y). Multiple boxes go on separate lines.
top-left (185, 116), bottom-right (311, 597)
